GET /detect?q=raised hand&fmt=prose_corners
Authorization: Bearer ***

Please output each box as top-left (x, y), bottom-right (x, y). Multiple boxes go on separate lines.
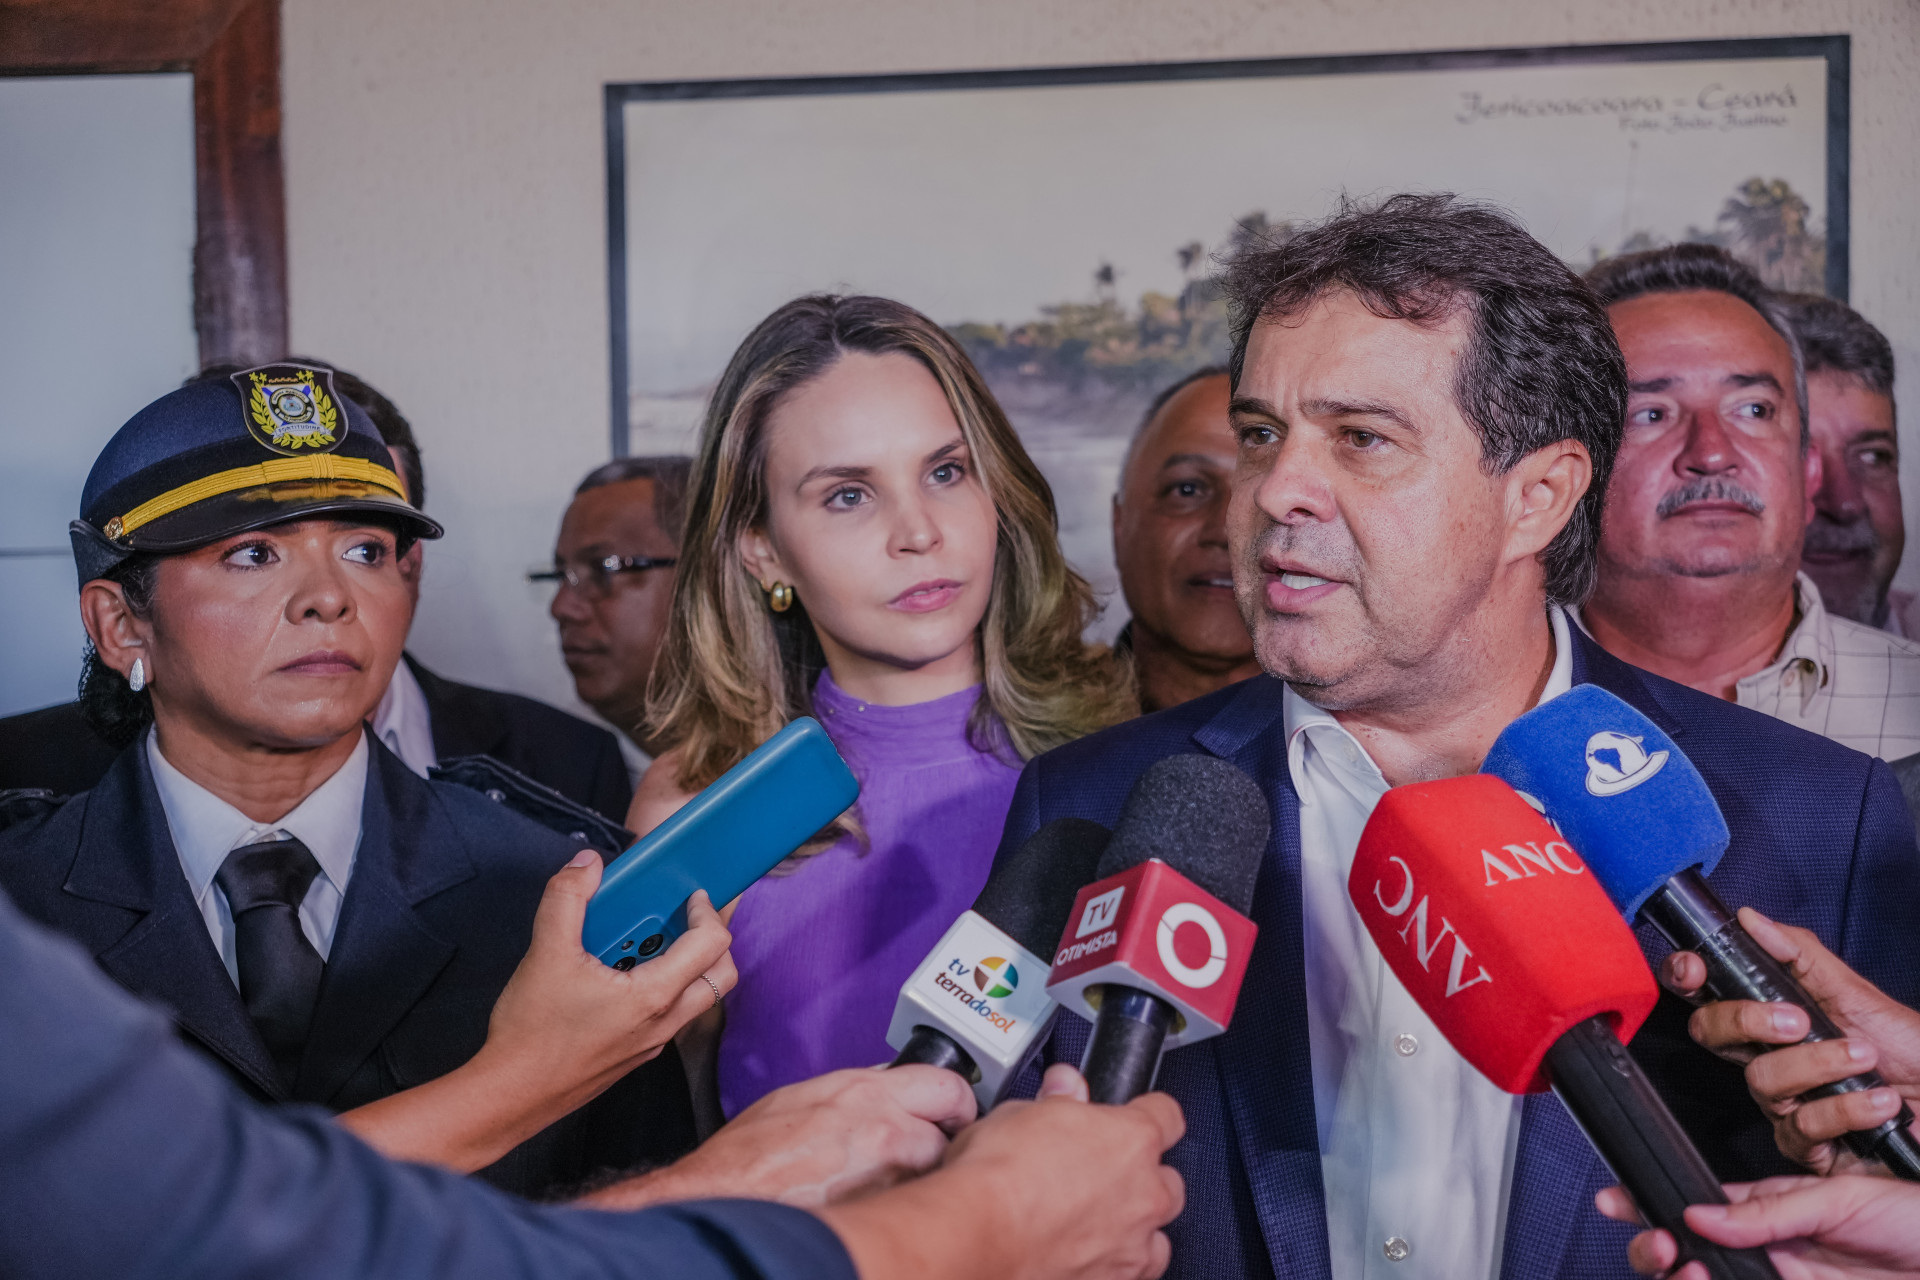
top-left (339, 852), bottom-right (735, 1171)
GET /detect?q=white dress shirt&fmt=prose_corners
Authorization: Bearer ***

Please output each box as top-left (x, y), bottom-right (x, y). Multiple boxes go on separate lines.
top-left (146, 731), bottom-right (368, 987)
top-left (368, 657), bottom-right (438, 777)
top-left (1290, 607), bottom-right (1574, 1280)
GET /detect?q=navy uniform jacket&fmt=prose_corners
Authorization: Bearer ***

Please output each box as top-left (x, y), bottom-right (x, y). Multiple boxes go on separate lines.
top-left (0, 651), bottom-right (633, 824)
top-left (0, 878), bottom-right (851, 1280)
top-left (998, 626), bottom-right (1920, 1280)
top-left (0, 732), bottom-right (691, 1198)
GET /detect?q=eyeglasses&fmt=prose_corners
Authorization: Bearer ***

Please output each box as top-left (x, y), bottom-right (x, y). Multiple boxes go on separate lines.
top-left (528, 554), bottom-right (678, 599)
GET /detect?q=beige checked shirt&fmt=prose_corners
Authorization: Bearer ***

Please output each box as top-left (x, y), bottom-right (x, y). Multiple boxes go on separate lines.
top-left (1734, 574), bottom-right (1920, 760)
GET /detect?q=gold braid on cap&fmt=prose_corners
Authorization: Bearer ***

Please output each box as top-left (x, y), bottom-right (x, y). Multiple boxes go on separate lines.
top-left (103, 455), bottom-right (406, 540)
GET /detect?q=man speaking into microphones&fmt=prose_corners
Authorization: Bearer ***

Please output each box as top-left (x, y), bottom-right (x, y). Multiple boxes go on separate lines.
top-left (988, 193), bottom-right (1920, 1279)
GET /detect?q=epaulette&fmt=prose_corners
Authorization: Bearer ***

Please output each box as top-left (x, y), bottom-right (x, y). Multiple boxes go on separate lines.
top-left (429, 755), bottom-right (636, 857)
top-left (0, 788), bottom-right (69, 834)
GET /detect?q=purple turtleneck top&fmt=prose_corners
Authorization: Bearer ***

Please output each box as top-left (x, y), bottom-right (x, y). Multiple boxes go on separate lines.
top-left (717, 670), bottom-right (1024, 1117)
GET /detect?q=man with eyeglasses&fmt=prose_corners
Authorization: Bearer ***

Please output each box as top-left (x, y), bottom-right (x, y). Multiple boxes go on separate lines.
top-left (536, 458), bottom-right (692, 778)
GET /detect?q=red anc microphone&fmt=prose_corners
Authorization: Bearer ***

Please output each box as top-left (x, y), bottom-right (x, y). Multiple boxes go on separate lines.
top-left (1352, 775), bottom-right (1779, 1280)
top-left (1046, 756), bottom-right (1270, 1104)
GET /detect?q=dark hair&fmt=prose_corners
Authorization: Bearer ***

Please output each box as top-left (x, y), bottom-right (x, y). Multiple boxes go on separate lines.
top-left (77, 554), bottom-right (161, 748)
top-left (1221, 193), bottom-right (1626, 606)
top-left (191, 359), bottom-right (427, 509)
top-left (574, 455), bottom-right (695, 546)
top-left (1584, 244), bottom-right (1809, 442)
top-left (1774, 292), bottom-right (1896, 412)
top-left (1120, 365), bottom-right (1230, 484)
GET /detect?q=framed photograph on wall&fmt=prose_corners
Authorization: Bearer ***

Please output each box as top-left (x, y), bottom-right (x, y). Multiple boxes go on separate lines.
top-left (605, 36), bottom-right (1847, 634)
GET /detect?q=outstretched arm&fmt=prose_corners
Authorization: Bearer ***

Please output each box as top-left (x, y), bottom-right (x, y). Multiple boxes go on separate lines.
top-left (0, 882), bottom-right (827, 1280)
top-left (338, 853), bottom-right (736, 1173)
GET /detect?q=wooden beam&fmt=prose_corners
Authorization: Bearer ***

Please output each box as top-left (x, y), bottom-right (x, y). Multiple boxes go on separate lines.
top-left (0, 0), bottom-right (248, 74)
top-left (1, 0), bottom-right (287, 366)
top-left (192, 0), bottom-right (287, 365)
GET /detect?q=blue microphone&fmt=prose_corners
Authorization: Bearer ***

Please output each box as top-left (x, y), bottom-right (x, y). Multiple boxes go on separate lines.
top-left (1484, 684), bottom-right (1920, 1181)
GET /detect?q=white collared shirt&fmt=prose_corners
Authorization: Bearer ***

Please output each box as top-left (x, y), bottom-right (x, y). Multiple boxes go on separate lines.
top-left (1289, 606), bottom-right (1575, 1280)
top-left (1734, 574), bottom-right (1920, 760)
top-left (146, 730), bottom-right (368, 987)
top-left (368, 657), bottom-right (437, 777)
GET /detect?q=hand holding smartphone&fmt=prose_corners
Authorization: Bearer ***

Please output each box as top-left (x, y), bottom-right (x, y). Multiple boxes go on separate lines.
top-left (582, 718), bottom-right (859, 968)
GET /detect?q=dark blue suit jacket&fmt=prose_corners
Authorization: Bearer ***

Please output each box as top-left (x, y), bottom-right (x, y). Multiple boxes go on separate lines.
top-left (0, 733), bottom-right (692, 1198)
top-left (997, 627), bottom-right (1920, 1279)
top-left (0, 877), bottom-right (850, 1280)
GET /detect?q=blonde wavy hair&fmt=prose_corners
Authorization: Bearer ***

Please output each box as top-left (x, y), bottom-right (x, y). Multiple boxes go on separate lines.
top-left (645, 294), bottom-right (1135, 801)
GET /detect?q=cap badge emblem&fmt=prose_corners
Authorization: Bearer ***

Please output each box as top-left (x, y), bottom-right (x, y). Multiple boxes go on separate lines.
top-left (235, 365), bottom-right (343, 455)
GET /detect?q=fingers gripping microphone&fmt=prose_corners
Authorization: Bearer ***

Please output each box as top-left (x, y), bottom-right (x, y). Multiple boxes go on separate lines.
top-left (1046, 756), bottom-right (1270, 1105)
top-left (1484, 684), bottom-right (1920, 1181)
top-left (885, 817), bottom-right (1111, 1111)
top-left (1353, 775), bottom-right (1780, 1280)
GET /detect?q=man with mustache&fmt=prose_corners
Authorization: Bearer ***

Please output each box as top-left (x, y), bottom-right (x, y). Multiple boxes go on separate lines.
top-left (1112, 368), bottom-right (1262, 711)
top-left (991, 196), bottom-right (1920, 1279)
top-left (1775, 295), bottom-right (1911, 633)
top-left (1582, 245), bottom-right (1920, 758)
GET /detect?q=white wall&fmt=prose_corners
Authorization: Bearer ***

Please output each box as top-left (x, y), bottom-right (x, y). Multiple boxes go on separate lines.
top-left (0, 73), bottom-right (198, 717)
top-left (281, 0), bottom-right (1920, 719)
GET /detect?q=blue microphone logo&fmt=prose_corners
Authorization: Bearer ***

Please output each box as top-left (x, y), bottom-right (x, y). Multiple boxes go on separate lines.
top-left (1583, 731), bottom-right (1669, 797)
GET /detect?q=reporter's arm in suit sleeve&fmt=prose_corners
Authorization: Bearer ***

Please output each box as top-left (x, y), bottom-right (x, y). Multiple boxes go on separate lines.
top-left (0, 885), bottom-right (852, 1280)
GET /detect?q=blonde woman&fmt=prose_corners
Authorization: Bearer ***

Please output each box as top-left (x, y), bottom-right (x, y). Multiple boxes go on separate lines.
top-left (633, 295), bottom-right (1134, 1115)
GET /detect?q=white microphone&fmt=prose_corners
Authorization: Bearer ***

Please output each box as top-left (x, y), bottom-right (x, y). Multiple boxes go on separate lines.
top-left (886, 818), bottom-right (1110, 1111)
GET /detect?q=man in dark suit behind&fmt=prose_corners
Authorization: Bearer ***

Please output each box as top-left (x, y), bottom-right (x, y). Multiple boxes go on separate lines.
top-left (996, 195), bottom-right (1920, 1279)
top-left (0, 362), bottom-right (632, 823)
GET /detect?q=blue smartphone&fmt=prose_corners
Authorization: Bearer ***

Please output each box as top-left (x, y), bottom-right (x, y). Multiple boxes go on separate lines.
top-left (582, 716), bottom-right (859, 968)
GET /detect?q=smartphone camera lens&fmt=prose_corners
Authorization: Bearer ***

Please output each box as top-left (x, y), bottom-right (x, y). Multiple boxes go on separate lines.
top-left (638, 933), bottom-right (666, 957)
top-left (612, 956), bottom-right (637, 971)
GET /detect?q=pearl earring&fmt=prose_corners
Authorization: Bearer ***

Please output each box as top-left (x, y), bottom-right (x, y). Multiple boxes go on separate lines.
top-left (128, 658), bottom-right (146, 693)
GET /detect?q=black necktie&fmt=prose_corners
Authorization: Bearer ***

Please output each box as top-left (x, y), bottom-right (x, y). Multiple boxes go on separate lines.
top-left (216, 836), bottom-right (325, 1089)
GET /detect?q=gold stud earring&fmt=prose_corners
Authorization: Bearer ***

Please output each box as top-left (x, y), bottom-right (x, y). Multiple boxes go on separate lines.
top-left (767, 581), bottom-right (795, 613)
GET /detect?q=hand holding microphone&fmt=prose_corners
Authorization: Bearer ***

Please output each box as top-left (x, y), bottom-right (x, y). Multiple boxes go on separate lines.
top-left (1482, 685), bottom-right (1920, 1181)
top-left (1044, 756), bottom-right (1269, 1104)
top-left (1659, 906), bottom-right (1920, 1176)
top-left (1352, 774), bottom-right (1780, 1280)
top-left (1597, 1175), bottom-right (1920, 1280)
top-left (817, 1063), bottom-right (1187, 1280)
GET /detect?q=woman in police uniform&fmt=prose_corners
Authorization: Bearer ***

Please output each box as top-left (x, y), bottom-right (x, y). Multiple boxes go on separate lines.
top-left (0, 366), bottom-right (732, 1195)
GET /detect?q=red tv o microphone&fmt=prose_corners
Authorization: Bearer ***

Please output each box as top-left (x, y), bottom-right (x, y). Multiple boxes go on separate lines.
top-left (1047, 755), bottom-right (1269, 1105)
top-left (1352, 775), bottom-right (1780, 1280)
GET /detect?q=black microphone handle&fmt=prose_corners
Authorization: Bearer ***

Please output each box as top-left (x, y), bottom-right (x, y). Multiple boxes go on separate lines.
top-left (1640, 869), bottom-right (1920, 1181)
top-left (1081, 986), bottom-right (1177, 1105)
top-left (889, 1025), bottom-right (981, 1083)
top-left (1545, 1016), bottom-right (1781, 1280)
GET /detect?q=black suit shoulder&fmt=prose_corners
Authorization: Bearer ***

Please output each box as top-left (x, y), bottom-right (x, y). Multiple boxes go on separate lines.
top-left (406, 656), bottom-right (634, 824)
top-left (0, 702), bottom-right (123, 797)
